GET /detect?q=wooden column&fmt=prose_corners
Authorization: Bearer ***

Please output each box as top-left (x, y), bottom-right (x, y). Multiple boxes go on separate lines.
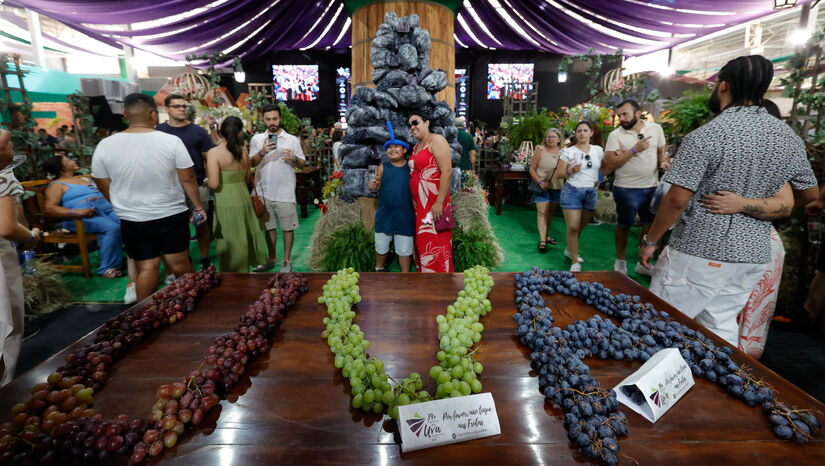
top-left (351, 0), bottom-right (455, 109)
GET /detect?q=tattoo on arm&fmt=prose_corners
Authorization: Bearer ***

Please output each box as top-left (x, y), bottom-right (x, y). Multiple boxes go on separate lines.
top-left (742, 200), bottom-right (790, 219)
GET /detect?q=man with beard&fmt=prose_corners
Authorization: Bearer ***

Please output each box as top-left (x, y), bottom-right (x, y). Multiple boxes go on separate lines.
top-left (638, 55), bottom-right (816, 345)
top-left (249, 104), bottom-right (305, 273)
top-left (604, 99), bottom-right (668, 276)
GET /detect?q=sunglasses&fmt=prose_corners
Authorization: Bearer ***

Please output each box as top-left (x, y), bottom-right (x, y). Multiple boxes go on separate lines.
top-left (409, 119), bottom-right (421, 127)
top-left (584, 154), bottom-right (592, 169)
top-left (638, 133), bottom-right (645, 140)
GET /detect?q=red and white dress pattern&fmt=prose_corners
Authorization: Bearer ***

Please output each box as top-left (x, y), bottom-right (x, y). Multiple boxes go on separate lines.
top-left (737, 227), bottom-right (784, 358)
top-left (409, 142), bottom-right (453, 273)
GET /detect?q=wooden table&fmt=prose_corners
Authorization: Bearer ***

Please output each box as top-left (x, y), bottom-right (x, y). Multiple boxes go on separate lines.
top-left (492, 168), bottom-right (531, 215)
top-left (295, 166), bottom-right (322, 218)
top-left (1, 272), bottom-right (823, 464)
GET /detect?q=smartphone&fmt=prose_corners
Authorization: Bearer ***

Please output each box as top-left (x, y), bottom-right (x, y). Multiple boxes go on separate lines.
top-left (268, 133), bottom-right (278, 149)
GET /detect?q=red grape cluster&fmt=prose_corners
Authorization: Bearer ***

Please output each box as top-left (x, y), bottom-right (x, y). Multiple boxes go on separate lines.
top-left (58, 267), bottom-right (221, 392)
top-left (128, 272), bottom-right (308, 463)
top-left (0, 268), bottom-right (221, 465)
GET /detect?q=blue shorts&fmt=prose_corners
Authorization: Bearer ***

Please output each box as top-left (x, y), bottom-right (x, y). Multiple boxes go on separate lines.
top-left (534, 188), bottom-right (561, 204)
top-left (375, 232), bottom-right (414, 257)
top-left (613, 186), bottom-right (656, 228)
top-left (560, 184), bottom-right (597, 211)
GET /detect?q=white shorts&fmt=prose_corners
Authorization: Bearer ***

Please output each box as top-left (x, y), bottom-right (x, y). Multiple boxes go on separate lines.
top-left (649, 246), bottom-right (768, 346)
top-left (375, 232), bottom-right (414, 257)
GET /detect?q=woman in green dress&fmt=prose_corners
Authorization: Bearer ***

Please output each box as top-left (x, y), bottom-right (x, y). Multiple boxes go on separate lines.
top-left (205, 116), bottom-right (267, 272)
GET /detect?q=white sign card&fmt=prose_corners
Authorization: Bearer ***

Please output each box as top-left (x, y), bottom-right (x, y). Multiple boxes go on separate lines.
top-left (397, 392), bottom-right (501, 452)
top-left (614, 348), bottom-right (694, 423)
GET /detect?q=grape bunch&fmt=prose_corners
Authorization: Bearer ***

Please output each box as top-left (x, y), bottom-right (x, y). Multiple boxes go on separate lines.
top-left (513, 268), bottom-right (821, 465)
top-left (57, 267), bottom-right (221, 392)
top-left (321, 266), bottom-right (494, 419)
top-left (0, 268), bottom-right (221, 465)
top-left (129, 272), bottom-right (308, 463)
top-left (430, 266), bottom-right (493, 399)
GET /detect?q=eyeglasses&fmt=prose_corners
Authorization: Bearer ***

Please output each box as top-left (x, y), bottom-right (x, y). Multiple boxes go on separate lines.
top-left (167, 105), bottom-right (188, 109)
top-left (409, 119), bottom-right (421, 127)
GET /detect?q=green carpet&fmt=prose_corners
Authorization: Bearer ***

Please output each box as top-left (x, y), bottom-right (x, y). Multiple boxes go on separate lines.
top-left (57, 203), bottom-right (652, 302)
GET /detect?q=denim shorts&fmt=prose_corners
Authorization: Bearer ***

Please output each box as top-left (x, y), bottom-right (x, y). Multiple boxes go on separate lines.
top-left (612, 186), bottom-right (656, 228)
top-left (534, 188), bottom-right (561, 204)
top-left (560, 184), bottom-right (597, 211)
top-left (375, 232), bottom-right (414, 256)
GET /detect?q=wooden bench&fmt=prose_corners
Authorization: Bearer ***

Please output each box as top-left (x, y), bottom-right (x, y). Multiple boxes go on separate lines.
top-left (20, 178), bottom-right (98, 278)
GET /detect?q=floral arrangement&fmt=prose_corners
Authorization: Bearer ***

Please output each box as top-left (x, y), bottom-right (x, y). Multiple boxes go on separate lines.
top-left (197, 104), bottom-right (251, 130)
top-left (316, 171), bottom-right (344, 214)
top-left (561, 103), bottom-right (616, 142)
top-left (510, 144), bottom-right (531, 170)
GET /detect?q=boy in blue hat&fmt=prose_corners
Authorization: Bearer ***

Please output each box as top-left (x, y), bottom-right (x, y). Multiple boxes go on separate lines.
top-left (367, 122), bottom-right (416, 272)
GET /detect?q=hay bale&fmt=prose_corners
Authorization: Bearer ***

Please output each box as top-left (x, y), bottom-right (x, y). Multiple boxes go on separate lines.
top-left (23, 258), bottom-right (73, 318)
top-left (452, 186), bottom-right (491, 230)
top-left (307, 198), bottom-right (364, 271)
top-left (595, 190), bottom-right (617, 224)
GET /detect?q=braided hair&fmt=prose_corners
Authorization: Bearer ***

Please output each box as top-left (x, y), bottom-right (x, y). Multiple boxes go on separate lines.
top-left (717, 55), bottom-right (773, 109)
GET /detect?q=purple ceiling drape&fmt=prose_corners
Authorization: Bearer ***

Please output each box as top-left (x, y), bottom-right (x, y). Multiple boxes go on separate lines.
top-left (6, 0), bottom-right (811, 62)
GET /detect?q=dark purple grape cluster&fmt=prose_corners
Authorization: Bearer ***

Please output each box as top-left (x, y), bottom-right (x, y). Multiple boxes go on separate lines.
top-left (514, 267), bottom-right (821, 464)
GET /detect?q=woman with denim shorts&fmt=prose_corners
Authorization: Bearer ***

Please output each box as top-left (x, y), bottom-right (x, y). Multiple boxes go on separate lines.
top-left (529, 128), bottom-right (565, 252)
top-left (555, 121), bottom-right (605, 271)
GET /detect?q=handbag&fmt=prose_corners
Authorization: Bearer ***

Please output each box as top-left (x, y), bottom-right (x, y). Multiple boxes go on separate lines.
top-left (434, 203), bottom-right (455, 232)
top-left (249, 172), bottom-right (265, 218)
top-left (527, 147), bottom-right (559, 196)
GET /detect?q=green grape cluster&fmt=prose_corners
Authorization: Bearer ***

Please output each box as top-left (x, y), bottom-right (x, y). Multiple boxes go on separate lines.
top-left (319, 268), bottom-right (431, 419)
top-left (430, 265), bottom-right (494, 399)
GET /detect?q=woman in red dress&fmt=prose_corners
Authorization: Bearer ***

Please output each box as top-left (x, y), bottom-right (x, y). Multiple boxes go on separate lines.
top-left (408, 113), bottom-right (454, 272)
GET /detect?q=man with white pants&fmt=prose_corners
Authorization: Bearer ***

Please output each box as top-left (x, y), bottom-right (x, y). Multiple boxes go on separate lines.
top-left (639, 55), bottom-right (816, 345)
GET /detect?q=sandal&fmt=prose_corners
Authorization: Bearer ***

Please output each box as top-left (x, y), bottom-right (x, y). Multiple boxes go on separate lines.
top-left (538, 241), bottom-right (547, 253)
top-left (102, 268), bottom-right (123, 279)
top-left (545, 236), bottom-right (558, 245)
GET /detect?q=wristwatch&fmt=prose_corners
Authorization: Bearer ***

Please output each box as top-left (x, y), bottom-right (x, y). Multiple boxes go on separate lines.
top-left (641, 234), bottom-right (657, 247)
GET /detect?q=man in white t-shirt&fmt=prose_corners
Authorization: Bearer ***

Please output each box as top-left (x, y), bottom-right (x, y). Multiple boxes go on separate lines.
top-left (604, 99), bottom-right (668, 276)
top-left (92, 93), bottom-right (205, 302)
top-left (249, 104), bottom-right (305, 273)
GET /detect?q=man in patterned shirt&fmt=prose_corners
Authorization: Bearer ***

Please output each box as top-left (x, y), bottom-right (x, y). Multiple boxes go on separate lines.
top-left (638, 55), bottom-right (817, 345)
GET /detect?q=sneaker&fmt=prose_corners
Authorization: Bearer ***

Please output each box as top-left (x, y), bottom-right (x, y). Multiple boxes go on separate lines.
top-left (253, 259), bottom-right (277, 273)
top-left (634, 263), bottom-right (652, 277)
top-left (564, 249), bottom-right (584, 263)
top-left (124, 283), bottom-right (137, 305)
top-left (280, 259), bottom-right (292, 273)
top-left (613, 259), bottom-right (627, 275)
top-left (374, 266), bottom-right (389, 272)
top-left (164, 274), bottom-right (175, 285)
top-left (570, 263), bottom-right (582, 272)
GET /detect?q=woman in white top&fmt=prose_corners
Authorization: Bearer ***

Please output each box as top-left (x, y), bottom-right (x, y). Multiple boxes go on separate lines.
top-left (555, 121), bottom-right (606, 271)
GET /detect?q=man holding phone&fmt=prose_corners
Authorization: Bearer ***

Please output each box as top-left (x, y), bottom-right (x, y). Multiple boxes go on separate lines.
top-left (604, 99), bottom-right (668, 276)
top-left (249, 103), bottom-right (305, 273)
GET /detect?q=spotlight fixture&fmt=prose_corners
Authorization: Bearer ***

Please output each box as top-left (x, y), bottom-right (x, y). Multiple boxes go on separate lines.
top-left (558, 70), bottom-right (568, 83)
top-left (773, 0), bottom-right (796, 9)
top-left (233, 71), bottom-right (246, 83)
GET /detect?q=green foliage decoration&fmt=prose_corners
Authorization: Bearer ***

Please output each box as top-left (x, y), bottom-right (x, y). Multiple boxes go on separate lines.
top-left (67, 93), bottom-right (98, 165)
top-left (558, 49), bottom-right (624, 105)
top-left (246, 91), bottom-right (300, 135)
top-left (320, 224), bottom-right (376, 272)
top-left (508, 108), bottom-right (552, 151)
top-left (660, 89), bottom-right (712, 151)
top-left (451, 222), bottom-right (502, 271)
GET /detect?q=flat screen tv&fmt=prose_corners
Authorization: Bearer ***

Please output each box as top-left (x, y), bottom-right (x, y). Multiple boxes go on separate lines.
top-left (487, 63), bottom-right (534, 100)
top-left (272, 65), bottom-right (319, 102)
